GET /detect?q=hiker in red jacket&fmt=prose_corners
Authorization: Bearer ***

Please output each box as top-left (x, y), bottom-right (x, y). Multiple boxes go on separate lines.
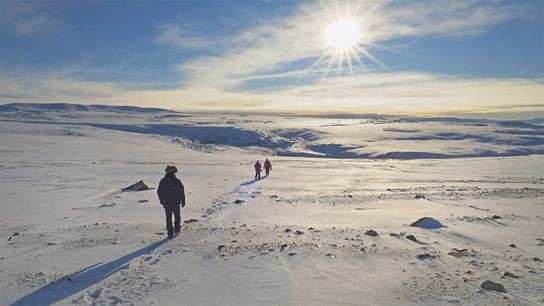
top-left (264, 159), bottom-right (272, 176)
top-left (254, 160), bottom-right (262, 180)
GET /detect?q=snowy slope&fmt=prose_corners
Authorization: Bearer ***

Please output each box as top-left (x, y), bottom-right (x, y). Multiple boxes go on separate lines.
top-left (0, 103), bottom-right (543, 305)
top-left (1, 103), bottom-right (543, 159)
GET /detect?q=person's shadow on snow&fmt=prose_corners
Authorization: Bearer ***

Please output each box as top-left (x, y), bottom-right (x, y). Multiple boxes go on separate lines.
top-left (240, 176), bottom-right (267, 186)
top-left (11, 238), bottom-right (170, 306)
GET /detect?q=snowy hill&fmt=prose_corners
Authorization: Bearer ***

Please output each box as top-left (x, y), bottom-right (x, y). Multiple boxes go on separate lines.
top-left (1, 103), bottom-right (543, 159)
top-left (1, 103), bottom-right (543, 305)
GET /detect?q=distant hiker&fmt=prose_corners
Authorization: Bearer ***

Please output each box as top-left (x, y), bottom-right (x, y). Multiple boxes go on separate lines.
top-left (254, 160), bottom-right (262, 180)
top-left (157, 165), bottom-right (186, 238)
top-left (264, 159), bottom-right (272, 176)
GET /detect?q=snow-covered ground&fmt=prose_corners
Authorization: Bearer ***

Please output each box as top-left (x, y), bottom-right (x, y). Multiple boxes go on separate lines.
top-left (0, 103), bottom-right (543, 305)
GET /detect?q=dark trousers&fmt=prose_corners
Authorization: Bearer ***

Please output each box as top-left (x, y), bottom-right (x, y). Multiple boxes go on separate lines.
top-left (164, 205), bottom-right (181, 235)
top-left (255, 172), bottom-right (261, 179)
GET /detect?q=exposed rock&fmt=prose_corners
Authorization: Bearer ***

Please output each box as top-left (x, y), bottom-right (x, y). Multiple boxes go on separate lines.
top-left (234, 199), bottom-right (245, 204)
top-left (415, 194), bottom-right (425, 199)
top-left (481, 280), bottom-right (506, 292)
top-left (509, 244), bottom-right (517, 248)
top-left (294, 230), bottom-right (305, 235)
top-left (491, 215), bottom-right (502, 219)
top-left (410, 217), bottom-right (443, 229)
top-left (326, 253), bottom-right (336, 258)
top-left (288, 252), bottom-right (297, 256)
top-left (503, 272), bottom-right (519, 278)
top-left (406, 235), bottom-right (417, 242)
top-left (365, 230), bottom-right (379, 237)
top-left (284, 228), bottom-right (292, 233)
top-left (448, 251), bottom-right (468, 258)
top-left (417, 254), bottom-right (435, 259)
top-left (122, 180), bottom-right (149, 192)
top-left (184, 219), bottom-right (198, 224)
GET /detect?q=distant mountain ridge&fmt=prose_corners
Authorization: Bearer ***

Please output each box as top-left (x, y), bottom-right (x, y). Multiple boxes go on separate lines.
top-left (0, 103), bottom-right (178, 114)
top-left (0, 102), bottom-right (542, 125)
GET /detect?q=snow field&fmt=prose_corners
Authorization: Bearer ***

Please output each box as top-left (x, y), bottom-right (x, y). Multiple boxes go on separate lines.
top-left (0, 105), bottom-right (543, 305)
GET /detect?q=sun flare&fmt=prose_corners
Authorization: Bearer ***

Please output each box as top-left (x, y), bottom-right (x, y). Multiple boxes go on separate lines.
top-left (305, 1), bottom-right (383, 77)
top-left (326, 19), bottom-right (359, 49)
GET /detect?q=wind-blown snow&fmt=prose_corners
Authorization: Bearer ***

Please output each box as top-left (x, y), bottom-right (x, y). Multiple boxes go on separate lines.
top-left (0, 103), bottom-right (543, 305)
top-left (1, 103), bottom-right (542, 159)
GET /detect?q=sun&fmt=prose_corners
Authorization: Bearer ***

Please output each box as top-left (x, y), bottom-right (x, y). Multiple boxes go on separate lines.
top-left (326, 19), bottom-right (359, 49)
top-left (301, 1), bottom-right (384, 78)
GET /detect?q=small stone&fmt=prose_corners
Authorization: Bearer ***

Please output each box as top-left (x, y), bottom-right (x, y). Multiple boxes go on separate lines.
top-left (47, 243), bottom-right (57, 246)
top-left (491, 215), bottom-right (502, 219)
top-left (122, 180), bottom-right (149, 192)
top-left (503, 272), bottom-right (519, 278)
top-left (406, 235), bottom-right (417, 242)
top-left (415, 195), bottom-right (425, 199)
top-left (410, 217), bottom-right (443, 229)
top-left (184, 219), bottom-right (199, 224)
top-left (326, 253), bottom-right (336, 258)
top-left (218, 245), bottom-right (226, 251)
top-left (509, 244), bottom-right (517, 248)
top-left (417, 254), bottom-right (433, 259)
top-left (284, 228), bottom-right (292, 233)
top-left (481, 280), bottom-right (506, 292)
top-left (288, 252), bottom-right (297, 256)
top-left (294, 230), bottom-right (304, 235)
top-left (12, 232), bottom-right (20, 236)
top-left (365, 230), bottom-right (379, 237)
top-left (448, 251), bottom-right (468, 258)
top-left (234, 199), bottom-right (245, 204)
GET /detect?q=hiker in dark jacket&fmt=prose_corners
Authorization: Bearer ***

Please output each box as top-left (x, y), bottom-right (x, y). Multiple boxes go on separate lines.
top-left (264, 159), bottom-right (272, 176)
top-left (157, 165), bottom-right (185, 238)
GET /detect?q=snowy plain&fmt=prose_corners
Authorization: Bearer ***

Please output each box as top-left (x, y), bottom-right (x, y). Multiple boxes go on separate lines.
top-left (0, 103), bottom-right (543, 305)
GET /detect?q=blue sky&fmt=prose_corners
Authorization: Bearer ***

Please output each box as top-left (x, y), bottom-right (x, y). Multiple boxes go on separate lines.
top-left (0, 0), bottom-right (543, 119)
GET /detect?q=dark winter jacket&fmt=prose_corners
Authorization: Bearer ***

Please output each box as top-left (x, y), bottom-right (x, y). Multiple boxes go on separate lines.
top-left (157, 173), bottom-right (185, 208)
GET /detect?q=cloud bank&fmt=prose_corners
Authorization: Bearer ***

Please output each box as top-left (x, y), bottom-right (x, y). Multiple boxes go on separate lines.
top-left (0, 0), bottom-right (542, 119)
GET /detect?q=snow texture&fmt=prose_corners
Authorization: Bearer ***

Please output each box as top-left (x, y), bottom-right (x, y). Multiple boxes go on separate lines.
top-left (0, 103), bottom-right (543, 305)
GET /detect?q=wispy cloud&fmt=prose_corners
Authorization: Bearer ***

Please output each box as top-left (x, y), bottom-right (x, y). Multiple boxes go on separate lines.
top-left (153, 24), bottom-right (213, 50)
top-left (0, 0), bottom-right (64, 36)
top-left (172, 0), bottom-right (529, 95)
top-left (1, 0), bottom-right (541, 119)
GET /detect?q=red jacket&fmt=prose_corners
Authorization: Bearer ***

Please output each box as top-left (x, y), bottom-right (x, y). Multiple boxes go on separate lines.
top-left (254, 161), bottom-right (262, 172)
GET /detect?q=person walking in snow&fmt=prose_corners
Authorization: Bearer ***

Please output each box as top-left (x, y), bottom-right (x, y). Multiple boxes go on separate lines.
top-left (264, 159), bottom-right (272, 176)
top-left (157, 165), bottom-right (185, 238)
top-left (254, 160), bottom-right (262, 180)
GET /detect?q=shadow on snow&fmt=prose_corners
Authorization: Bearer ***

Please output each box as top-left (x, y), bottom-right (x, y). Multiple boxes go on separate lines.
top-left (11, 238), bottom-right (170, 306)
top-left (240, 176), bottom-right (268, 186)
